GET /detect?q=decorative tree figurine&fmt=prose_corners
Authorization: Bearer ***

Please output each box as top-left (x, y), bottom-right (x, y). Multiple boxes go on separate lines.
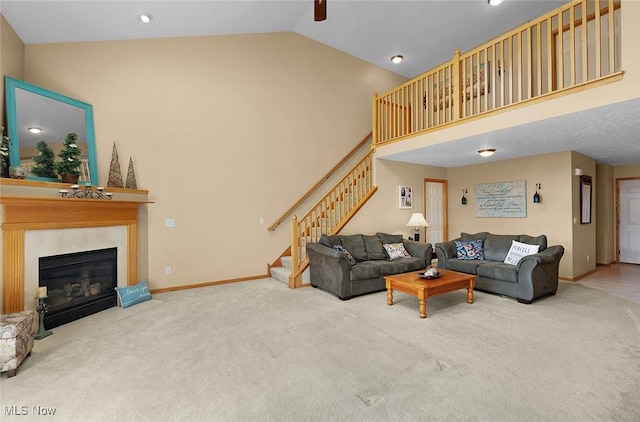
top-left (125, 157), bottom-right (137, 189)
top-left (54, 132), bottom-right (82, 183)
top-left (107, 142), bottom-right (124, 188)
top-left (0, 132), bottom-right (10, 178)
top-left (31, 140), bottom-right (57, 179)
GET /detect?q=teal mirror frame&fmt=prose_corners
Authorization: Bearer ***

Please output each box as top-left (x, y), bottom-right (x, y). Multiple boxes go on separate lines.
top-left (4, 76), bottom-right (99, 185)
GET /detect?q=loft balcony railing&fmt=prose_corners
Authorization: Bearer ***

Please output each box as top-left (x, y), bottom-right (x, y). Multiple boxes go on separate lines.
top-left (373, 0), bottom-right (622, 145)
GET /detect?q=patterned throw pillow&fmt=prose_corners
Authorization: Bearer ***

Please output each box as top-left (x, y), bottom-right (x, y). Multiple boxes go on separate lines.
top-left (333, 245), bottom-right (356, 265)
top-left (383, 243), bottom-right (412, 260)
top-left (454, 240), bottom-right (485, 260)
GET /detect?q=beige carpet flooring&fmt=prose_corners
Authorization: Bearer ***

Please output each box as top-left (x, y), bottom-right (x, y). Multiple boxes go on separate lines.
top-left (2, 279), bottom-right (640, 421)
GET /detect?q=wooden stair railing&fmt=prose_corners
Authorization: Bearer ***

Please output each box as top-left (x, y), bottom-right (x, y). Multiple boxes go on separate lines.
top-left (288, 151), bottom-right (377, 288)
top-left (267, 132), bottom-right (372, 231)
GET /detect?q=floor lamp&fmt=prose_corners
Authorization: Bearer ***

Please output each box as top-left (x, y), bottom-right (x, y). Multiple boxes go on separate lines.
top-left (406, 213), bottom-right (429, 242)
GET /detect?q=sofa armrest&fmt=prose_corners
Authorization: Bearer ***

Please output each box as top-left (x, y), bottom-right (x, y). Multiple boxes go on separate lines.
top-left (306, 242), bottom-right (353, 299)
top-left (516, 245), bottom-right (565, 301)
top-left (434, 241), bottom-right (457, 269)
top-left (517, 245), bottom-right (565, 268)
top-left (402, 240), bottom-right (433, 262)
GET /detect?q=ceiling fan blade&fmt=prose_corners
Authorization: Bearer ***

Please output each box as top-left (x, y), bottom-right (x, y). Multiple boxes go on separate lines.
top-left (314, 0), bottom-right (326, 21)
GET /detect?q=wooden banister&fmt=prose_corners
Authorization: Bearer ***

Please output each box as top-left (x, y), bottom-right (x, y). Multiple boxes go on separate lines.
top-left (373, 0), bottom-right (623, 145)
top-left (288, 151), bottom-right (377, 287)
top-left (267, 132), bottom-right (372, 231)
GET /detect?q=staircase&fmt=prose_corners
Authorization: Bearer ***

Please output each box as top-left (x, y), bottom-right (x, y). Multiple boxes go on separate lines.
top-left (269, 256), bottom-right (310, 285)
top-left (268, 150), bottom-right (377, 288)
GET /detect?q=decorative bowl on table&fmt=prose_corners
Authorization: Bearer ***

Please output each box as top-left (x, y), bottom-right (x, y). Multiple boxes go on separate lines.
top-left (417, 267), bottom-right (444, 279)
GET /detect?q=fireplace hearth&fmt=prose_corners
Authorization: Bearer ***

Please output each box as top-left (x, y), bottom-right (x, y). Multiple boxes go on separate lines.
top-left (39, 247), bottom-right (118, 329)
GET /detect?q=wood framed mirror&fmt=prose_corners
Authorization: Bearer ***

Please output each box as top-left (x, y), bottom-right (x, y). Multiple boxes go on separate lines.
top-left (4, 76), bottom-right (99, 185)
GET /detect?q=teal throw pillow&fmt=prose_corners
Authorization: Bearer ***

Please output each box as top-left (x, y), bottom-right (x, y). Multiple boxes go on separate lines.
top-left (115, 280), bottom-right (152, 308)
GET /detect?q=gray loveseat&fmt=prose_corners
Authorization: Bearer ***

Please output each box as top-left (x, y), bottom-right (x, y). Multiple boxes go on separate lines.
top-left (307, 233), bottom-right (433, 300)
top-left (435, 232), bottom-right (564, 303)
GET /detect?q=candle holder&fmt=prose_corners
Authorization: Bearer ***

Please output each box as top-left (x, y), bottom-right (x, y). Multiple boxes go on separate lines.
top-left (34, 296), bottom-right (53, 340)
top-left (59, 184), bottom-right (113, 200)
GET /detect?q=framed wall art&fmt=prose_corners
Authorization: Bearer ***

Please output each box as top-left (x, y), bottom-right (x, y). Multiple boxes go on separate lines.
top-left (399, 186), bottom-right (413, 209)
top-left (475, 180), bottom-right (527, 218)
top-left (580, 175), bottom-right (592, 224)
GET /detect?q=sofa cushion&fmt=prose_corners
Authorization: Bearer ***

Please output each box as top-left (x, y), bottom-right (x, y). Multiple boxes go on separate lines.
top-left (476, 262), bottom-right (519, 283)
top-left (383, 243), bottom-right (412, 260)
top-left (461, 232), bottom-right (489, 242)
top-left (376, 232), bottom-right (403, 245)
top-left (519, 234), bottom-right (547, 252)
top-left (454, 240), bottom-right (485, 260)
top-left (484, 234), bottom-right (520, 261)
top-left (332, 245), bottom-right (356, 265)
top-left (368, 260), bottom-right (410, 276)
top-left (446, 259), bottom-right (484, 274)
top-left (363, 235), bottom-right (387, 260)
top-left (504, 240), bottom-right (540, 265)
top-left (319, 234), bottom-right (340, 248)
top-left (400, 257), bottom-right (428, 272)
top-left (350, 261), bottom-right (381, 281)
top-left (339, 234), bottom-right (368, 261)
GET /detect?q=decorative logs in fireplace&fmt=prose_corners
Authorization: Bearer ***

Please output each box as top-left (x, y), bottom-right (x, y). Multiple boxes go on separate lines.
top-left (39, 247), bottom-right (118, 329)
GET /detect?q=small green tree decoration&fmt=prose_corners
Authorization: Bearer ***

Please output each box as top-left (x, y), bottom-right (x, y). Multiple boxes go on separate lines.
top-left (54, 132), bottom-right (82, 178)
top-left (31, 140), bottom-right (57, 178)
top-left (0, 132), bottom-right (10, 178)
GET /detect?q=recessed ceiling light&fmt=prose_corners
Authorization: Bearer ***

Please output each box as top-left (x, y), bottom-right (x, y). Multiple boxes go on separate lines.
top-left (138, 13), bottom-right (153, 24)
top-left (478, 148), bottom-right (497, 157)
top-left (391, 55), bottom-right (404, 64)
top-left (28, 127), bottom-right (42, 134)
top-left (488, 0), bottom-right (504, 6)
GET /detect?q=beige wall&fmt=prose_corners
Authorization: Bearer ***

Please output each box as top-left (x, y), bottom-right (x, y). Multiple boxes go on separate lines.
top-left (0, 15), bottom-right (25, 309)
top-left (0, 14), bottom-right (25, 127)
top-left (341, 159), bottom-right (447, 240)
top-left (444, 152), bottom-right (578, 279)
top-left (596, 164), bottom-right (615, 265)
top-left (571, 151), bottom-right (597, 277)
top-left (18, 32), bottom-right (406, 290)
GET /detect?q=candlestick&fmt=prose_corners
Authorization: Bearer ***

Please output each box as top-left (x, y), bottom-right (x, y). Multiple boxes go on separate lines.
top-left (34, 296), bottom-right (53, 340)
top-left (36, 286), bottom-right (47, 298)
top-left (59, 184), bottom-right (114, 200)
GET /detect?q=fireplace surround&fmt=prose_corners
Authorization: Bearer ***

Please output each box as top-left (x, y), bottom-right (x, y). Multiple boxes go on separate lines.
top-left (1, 182), bottom-right (149, 314)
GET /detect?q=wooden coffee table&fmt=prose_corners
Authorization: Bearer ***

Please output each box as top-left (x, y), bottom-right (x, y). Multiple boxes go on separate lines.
top-left (385, 269), bottom-right (475, 318)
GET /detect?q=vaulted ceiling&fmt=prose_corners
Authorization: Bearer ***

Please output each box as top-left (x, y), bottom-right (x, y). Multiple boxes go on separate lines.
top-left (3, 1), bottom-right (638, 167)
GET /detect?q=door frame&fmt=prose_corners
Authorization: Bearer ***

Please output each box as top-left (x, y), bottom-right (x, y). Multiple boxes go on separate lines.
top-left (423, 178), bottom-right (449, 242)
top-left (615, 177), bottom-right (640, 263)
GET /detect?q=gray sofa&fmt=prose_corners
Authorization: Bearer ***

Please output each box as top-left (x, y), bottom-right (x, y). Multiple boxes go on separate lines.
top-left (435, 232), bottom-right (564, 303)
top-left (307, 232), bottom-right (433, 300)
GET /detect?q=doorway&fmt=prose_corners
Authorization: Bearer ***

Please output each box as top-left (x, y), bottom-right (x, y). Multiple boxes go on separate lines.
top-left (424, 179), bottom-right (448, 244)
top-left (617, 178), bottom-right (640, 264)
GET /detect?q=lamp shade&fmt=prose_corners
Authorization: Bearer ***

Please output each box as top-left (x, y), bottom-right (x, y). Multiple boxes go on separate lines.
top-left (406, 213), bottom-right (429, 228)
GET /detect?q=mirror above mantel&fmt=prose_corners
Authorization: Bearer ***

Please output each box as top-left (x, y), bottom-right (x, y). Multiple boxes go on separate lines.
top-left (4, 76), bottom-right (99, 185)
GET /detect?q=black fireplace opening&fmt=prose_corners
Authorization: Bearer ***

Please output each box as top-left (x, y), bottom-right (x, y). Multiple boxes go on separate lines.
top-left (39, 247), bottom-right (118, 329)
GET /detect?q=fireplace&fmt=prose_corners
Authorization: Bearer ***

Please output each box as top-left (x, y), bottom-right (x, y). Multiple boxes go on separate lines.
top-left (39, 247), bottom-right (118, 329)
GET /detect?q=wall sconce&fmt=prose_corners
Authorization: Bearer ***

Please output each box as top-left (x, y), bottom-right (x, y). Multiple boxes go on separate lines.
top-left (533, 183), bottom-right (541, 203)
top-left (461, 189), bottom-right (468, 205)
